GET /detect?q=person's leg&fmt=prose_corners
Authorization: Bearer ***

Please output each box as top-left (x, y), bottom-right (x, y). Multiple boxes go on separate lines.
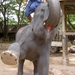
top-left (30, 1), bottom-right (41, 11)
top-left (24, 1), bottom-right (34, 22)
top-left (24, 1), bottom-right (31, 18)
top-left (28, 15), bottom-right (31, 22)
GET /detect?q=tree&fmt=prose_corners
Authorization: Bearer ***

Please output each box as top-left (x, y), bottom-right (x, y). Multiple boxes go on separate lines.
top-left (16, 0), bottom-right (23, 30)
top-left (0, 0), bottom-right (29, 40)
top-left (15, 0), bottom-right (29, 30)
top-left (0, 0), bottom-right (11, 40)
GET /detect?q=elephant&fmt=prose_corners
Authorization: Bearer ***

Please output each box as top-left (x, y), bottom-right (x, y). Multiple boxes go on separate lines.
top-left (1, 0), bottom-right (61, 75)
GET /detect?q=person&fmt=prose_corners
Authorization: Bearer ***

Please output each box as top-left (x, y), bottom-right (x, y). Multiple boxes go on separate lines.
top-left (24, 0), bottom-right (46, 22)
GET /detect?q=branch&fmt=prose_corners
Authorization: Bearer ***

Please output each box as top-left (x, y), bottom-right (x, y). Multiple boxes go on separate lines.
top-left (67, 16), bottom-right (75, 29)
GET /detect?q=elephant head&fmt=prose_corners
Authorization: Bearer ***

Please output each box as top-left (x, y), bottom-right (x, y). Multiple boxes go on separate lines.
top-left (31, 0), bottom-right (61, 40)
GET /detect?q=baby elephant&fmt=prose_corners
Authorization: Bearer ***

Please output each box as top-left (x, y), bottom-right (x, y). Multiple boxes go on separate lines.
top-left (1, 0), bottom-right (61, 75)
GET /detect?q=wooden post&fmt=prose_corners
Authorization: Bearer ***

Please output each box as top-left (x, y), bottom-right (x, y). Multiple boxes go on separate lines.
top-left (61, 2), bottom-right (69, 65)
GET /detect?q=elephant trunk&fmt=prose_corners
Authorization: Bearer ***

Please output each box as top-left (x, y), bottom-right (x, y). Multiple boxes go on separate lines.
top-left (46, 0), bottom-right (61, 28)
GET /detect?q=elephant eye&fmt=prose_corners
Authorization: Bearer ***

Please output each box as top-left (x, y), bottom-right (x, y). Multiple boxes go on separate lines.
top-left (40, 9), bottom-right (44, 18)
top-left (41, 8), bottom-right (44, 12)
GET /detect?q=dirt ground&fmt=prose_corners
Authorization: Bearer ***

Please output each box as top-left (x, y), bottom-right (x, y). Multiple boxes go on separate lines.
top-left (0, 43), bottom-right (75, 75)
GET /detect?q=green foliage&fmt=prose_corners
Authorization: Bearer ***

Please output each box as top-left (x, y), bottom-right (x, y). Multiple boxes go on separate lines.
top-left (68, 14), bottom-right (75, 23)
top-left (66, 14), bottom-right (75, 30)
top-left (0, 0), bottom-right (29, 26)
top-left (7, 19), bottom-right (17, 25)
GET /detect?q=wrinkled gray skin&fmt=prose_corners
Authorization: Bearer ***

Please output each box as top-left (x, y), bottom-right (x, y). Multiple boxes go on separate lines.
top-left (7, 0), bottom-right (61, 75)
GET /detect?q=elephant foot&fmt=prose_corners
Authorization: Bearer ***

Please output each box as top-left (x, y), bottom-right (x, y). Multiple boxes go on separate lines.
top-left (1, 51), bottom-right (18, 65)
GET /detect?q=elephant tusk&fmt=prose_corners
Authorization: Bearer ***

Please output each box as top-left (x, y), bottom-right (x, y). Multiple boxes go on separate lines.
top-left (44, 22), bottom-right (46, 25)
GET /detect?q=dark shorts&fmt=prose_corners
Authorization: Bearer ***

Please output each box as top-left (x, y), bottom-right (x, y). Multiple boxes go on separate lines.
top-left (24, 0), bottom-right (42, 17)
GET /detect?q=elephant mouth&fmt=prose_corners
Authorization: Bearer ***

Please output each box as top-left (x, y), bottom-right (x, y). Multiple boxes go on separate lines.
top-left (44, 22), bottom-right (53, 40)
top-left (44, 22), bottom-right (52, 32)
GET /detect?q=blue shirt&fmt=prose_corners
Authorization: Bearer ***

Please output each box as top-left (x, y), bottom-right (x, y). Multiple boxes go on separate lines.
top-left (24, 0), bottom-right (42, 17)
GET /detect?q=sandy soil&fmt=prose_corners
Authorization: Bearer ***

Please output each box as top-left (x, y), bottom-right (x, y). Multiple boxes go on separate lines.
top-left (0, 43), bottom-right (75, 75)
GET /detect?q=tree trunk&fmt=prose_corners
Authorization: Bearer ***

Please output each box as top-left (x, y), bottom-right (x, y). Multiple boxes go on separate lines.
top-left (3, 8), bottom-right (8, 41)
top-left (17, 3), bottom-right (21, 31)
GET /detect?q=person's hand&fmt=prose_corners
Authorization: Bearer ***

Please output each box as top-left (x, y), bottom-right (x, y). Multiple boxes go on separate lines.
top-left (23, 2), bottom-right (27, 6)
top-left (42, 0), bottom-right (46, 3)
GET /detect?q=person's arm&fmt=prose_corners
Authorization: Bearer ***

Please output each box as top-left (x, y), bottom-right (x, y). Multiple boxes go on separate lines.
top-left (25, 0), bottom-right (28, 2)
top-left (42, 0), bottom-right (46, 2)
top-left (24, 0), bottom-right (28, 6)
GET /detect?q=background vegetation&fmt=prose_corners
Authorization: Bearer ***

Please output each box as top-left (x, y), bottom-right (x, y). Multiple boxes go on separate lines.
top-left (0, 0), bottom-right (29, 41)
top-left (0, 0), bottom-right (75, 41)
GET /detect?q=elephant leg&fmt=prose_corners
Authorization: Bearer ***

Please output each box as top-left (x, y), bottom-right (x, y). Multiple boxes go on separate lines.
top-left (33, 60), bottom-right (38, 75)
top-left (17, 59), bottom-right (25, 75)
top-left (38, 54), bottom-right (49, 75)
